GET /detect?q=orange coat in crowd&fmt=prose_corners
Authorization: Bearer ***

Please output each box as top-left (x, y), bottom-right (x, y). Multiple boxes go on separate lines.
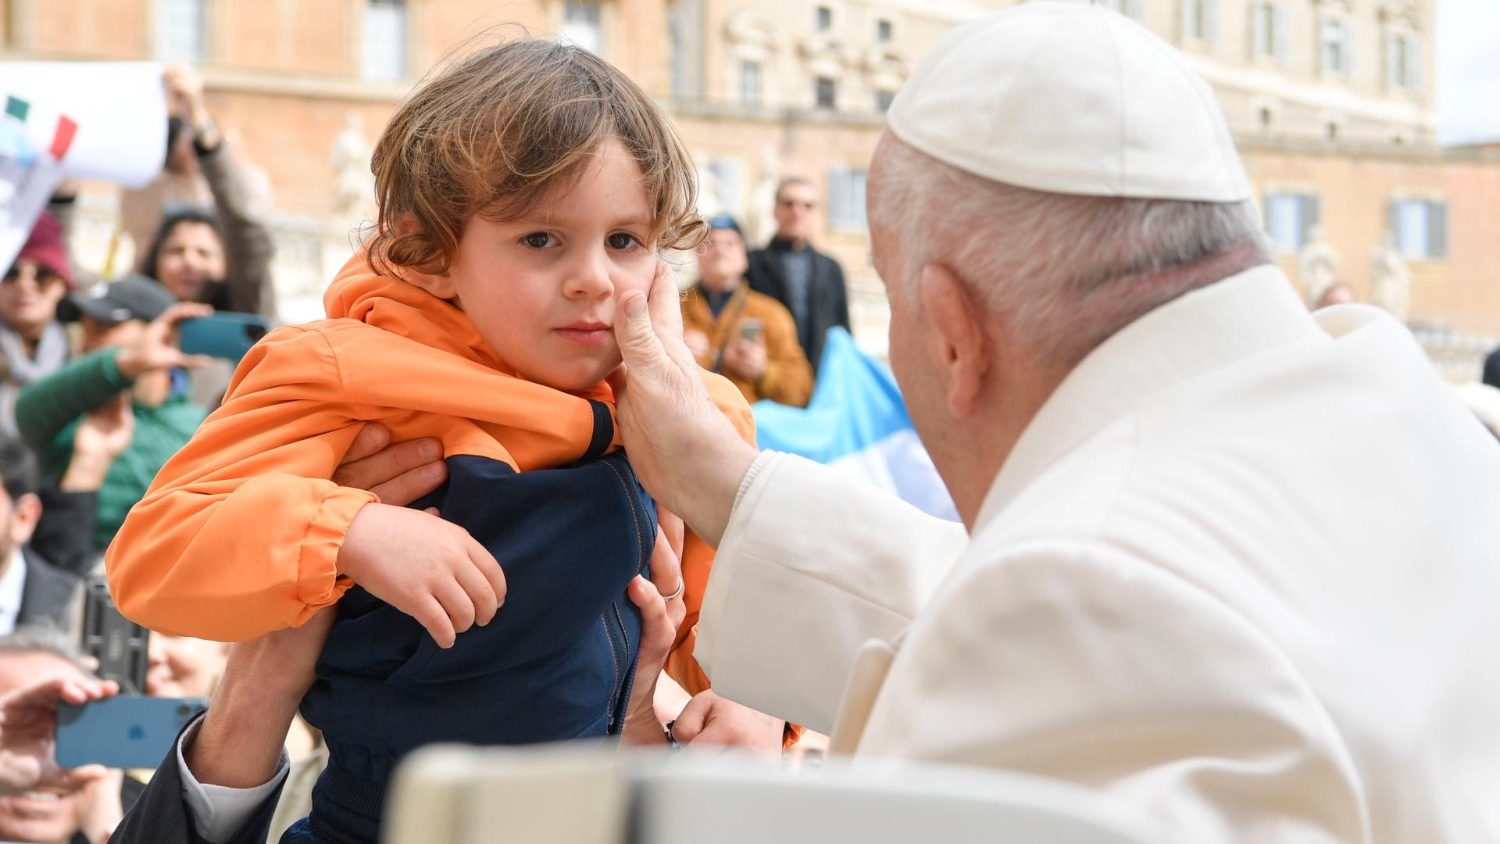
top-left (681, 283), bottom-right (814, 407)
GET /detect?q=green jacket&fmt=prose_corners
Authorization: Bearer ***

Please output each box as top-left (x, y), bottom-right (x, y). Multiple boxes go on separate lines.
top-left (15, 349), bottom-right (205, 550)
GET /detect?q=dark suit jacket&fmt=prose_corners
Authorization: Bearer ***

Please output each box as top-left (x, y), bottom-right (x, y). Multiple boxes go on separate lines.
top-left (111, 713), bottom-right (286, 844)
top-left (747, 237), bottom-right (850, 374)
top-left (16, 546), bottom-right (80, 630)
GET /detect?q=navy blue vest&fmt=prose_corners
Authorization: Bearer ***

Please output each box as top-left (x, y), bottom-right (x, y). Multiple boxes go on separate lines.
top-left (296, 440), bottom-right (656, 843)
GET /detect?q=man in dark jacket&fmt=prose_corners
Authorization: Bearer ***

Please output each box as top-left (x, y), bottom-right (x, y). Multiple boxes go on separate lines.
top-left (746, 177), bottom-right (850, 374)
top-left (0, 434), bottom-right (80, 634)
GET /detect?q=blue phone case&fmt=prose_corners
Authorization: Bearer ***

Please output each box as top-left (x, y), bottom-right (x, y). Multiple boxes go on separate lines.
top-left (177, 313), bottom-right (271, 362)
top-left (55, 696), bottom-right (207, 770)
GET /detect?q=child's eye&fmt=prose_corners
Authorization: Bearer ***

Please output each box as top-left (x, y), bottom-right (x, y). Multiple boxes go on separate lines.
top-left (521, 232), bottom-right (553, 249)
top-left (607, 232), bottom-right (641, 250)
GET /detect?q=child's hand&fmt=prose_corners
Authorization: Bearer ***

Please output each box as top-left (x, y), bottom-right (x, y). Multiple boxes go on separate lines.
top-left (336, 503), bottom-right (506, 648)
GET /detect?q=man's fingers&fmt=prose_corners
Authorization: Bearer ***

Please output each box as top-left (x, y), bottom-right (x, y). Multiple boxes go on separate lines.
top-left (669, 691), bottom-right (712, 744)
top-left (342, 424), bottom-right (393, 465)
top-left (627, 576), bottom-right (675, 657)
top-left (614, 292), bottom-right (671, 375)
top-left (646, 261), bottom-right (703, 377)
top-left (413, 596), bottom-right (457, 649)
top-left (159, 302), bottom-right (214, 326)
top-left (177, 354), bottom-right (215, 370)
top-left (334, 437), bottom-right (444, 504)
top-left (659, 510), bottom-right (685, 561)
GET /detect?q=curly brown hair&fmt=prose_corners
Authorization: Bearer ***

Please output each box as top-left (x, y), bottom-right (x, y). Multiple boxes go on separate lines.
top-left (366, 39), bottom-right (703, 277)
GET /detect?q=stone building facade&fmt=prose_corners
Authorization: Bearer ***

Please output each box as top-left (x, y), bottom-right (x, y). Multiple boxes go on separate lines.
top-left (3, 0), bottom-right (1497, 371)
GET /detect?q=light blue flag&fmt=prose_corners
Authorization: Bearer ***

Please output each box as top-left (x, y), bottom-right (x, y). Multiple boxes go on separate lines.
top-left (752, 328), bottom-right (959, 521)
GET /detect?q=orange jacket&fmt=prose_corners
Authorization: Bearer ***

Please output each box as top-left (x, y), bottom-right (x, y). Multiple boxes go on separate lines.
top-left (105, 254), bottom-right (752, 697)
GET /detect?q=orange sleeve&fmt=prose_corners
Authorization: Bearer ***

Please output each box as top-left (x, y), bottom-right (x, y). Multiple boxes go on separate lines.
top-left (105, 326), bottom-right (376, 641)
top-left (755, 302), bottom-right (814, 408)
top-left (662, 372), bottom-right (804, 747)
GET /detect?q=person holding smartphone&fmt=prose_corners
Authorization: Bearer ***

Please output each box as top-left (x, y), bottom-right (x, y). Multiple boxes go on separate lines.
top-left (681, 216), bottom-right (813, 407)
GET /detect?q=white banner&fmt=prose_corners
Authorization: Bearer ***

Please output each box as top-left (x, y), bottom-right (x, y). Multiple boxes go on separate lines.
top-left (0, 62), bottom-right (167, 271)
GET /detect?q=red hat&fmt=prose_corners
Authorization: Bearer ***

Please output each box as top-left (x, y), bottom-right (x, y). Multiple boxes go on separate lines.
top-left (13, 213), bottom-right (73, 290)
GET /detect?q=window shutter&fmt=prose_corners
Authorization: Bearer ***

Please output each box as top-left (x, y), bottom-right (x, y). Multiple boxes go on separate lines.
top-left (1205, 0), bottom-right (1221, 43)
top-left (1304, 194), bottom-right (1321, 241)
top-left (1409, 40), bottom-right (1423, 92)
top-left (1386, 201), bottom-right (1400, 241)
top-left (1385, 32), bottom-right (1399, 89)
top-left (1181, 0), bottom-right (1197, 39)
top-left (1429, 201), bottom-right (1447, 258)
top-left (1274, 2), bottom-right (1292, 61)
top-left (1345, 19), bottom-right (1356, 76)
top-left (1252, 3), bottom-right (1268, 56)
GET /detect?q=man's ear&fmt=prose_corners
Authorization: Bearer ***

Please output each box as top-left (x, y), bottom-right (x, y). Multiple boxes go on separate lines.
top-left (10, 493), bottom-right (40, 546)
top-left (918, 263), bottom-right (989, 418)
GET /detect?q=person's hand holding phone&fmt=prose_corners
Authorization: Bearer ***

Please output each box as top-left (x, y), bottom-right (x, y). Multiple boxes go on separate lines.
top-left (114, 302), bottom-right (214, 380)
top-left (722, 333), bottom-right (768, 382)
top-left (0, 675), bottom-right (118, 797)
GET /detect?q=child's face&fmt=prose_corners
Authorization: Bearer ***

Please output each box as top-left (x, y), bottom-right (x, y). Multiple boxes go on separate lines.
top-left (445, 137), bottom-right (657, 392)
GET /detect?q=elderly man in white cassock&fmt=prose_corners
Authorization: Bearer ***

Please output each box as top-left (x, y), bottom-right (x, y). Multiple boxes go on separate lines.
top-left (606, 2), bottom-right (1500, 842)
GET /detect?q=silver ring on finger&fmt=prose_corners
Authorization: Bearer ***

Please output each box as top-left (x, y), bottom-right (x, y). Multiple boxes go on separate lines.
top-left (659, 578), bottom-right (684, 601)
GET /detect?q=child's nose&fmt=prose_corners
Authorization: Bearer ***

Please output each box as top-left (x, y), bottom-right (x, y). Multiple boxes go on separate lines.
top-left (564, 248), bottom-right (616, 299)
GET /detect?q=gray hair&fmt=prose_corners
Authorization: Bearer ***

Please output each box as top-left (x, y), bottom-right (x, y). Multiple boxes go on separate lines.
top-left (0, 625), bottom-right (88, 671)
top-left (871, 138), bottom-right (1273, 365)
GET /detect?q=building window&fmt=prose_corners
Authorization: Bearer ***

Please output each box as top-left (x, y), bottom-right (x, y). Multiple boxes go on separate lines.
top-left (1103, 0), bottom-right (1144, 19)
top-left (815, 76), bottom-right (837, 110)
top-left (561, 1), bottom-right (604, 55)
top-left (828, 166), bottom-right (867, 230)
top-left (1388, 198), bottom-right (1448, 259)
top-left (1250, 1), bottom-right (1291, 61)
top-left (1386, 31), bottom-right (1421, 92)
top-left (875, 89), bottom-right (895, 112)
top-left (738, 61), bottom-right (762, 107)
top-left (1181, 0), bottom-right (1220, 43)
top-left (156, 0), bottom-right (207, 63)
top-left (1320, 14), bottom-right (1354, 78)
top-left (876, 18), bottom-right (894, 42)
top-left (1264, 191), bottom-right (1320, 252)
top-left (361, 0), bottom-right (407, 82)
top-left (816, 5), bottom-right (833, 32)
top-left (360, 0), bottom-right (408, 81)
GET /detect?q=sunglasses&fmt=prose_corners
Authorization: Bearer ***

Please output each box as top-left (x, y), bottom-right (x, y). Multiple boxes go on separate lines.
top-left (1, 265), bottom-right (65, 287)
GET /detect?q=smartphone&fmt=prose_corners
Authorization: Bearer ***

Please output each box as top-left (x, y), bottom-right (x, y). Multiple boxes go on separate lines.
top-left (738, 317), bottom-right (763, 344)
top-left (178, 312), bottom-right (271, 362)
top-left (79, 575), bottom-right (149, 695)
top-left (55, 695), bottom-right (207, 770)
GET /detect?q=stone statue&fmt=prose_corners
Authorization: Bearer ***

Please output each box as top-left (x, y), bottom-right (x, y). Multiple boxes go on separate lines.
top-left (746, 144), bottom-right (780, 246)
top-left (1370, 231), bottom-right (1411, 323)
top-left (1297, 225), bottom-right (1341, 306)
top-left (330, 114), bottom-right (374, 231)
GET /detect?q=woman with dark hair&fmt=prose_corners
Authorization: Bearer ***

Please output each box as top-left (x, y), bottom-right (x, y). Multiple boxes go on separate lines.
top-left (135, 67), bottom-right (277, 320)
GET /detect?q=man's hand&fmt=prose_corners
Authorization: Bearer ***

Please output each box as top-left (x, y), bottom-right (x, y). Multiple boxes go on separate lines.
top-left (721, 337), bottom-right (768, 382)
top-left (186, 608), bottom-right (337, 789)
top-left (0, 676), bottom-right (118, 796)
top-left (62, 394), bottom-right (134, 493)
top-left (337, 504), bottom-right (505, 649)
top-left (621, 512), bottom-right (687, 746)
top-left (669, 690), bottom-right (784, 754)
top-left (114, 302), bottom-right (214, 380)
top-left (609, 262), bottom-right (758, 546)
top-left (332, 424), bottom-right (447, 504)
top-left (162, 64), bottom-right (218, 147)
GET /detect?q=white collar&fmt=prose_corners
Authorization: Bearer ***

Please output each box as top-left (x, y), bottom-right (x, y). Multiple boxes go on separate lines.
top-left (0, 545), bottom-right (27, 636)
top-left (973, 264), bottom-right (1333, 530)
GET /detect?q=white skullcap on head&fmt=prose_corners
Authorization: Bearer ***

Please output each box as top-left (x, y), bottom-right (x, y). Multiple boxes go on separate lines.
top-left (886, 0), bottom-right (1251, 203)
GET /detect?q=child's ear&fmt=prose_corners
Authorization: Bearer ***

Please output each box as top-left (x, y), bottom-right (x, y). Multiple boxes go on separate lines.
top-left (402, 267), bottom-right (457, 299)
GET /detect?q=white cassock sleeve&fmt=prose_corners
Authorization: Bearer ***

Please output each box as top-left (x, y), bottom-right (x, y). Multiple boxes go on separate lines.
top-left (694, 452), bottom-right (969, 733)
top-left (855, 540), bottom-right (1369, 844)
